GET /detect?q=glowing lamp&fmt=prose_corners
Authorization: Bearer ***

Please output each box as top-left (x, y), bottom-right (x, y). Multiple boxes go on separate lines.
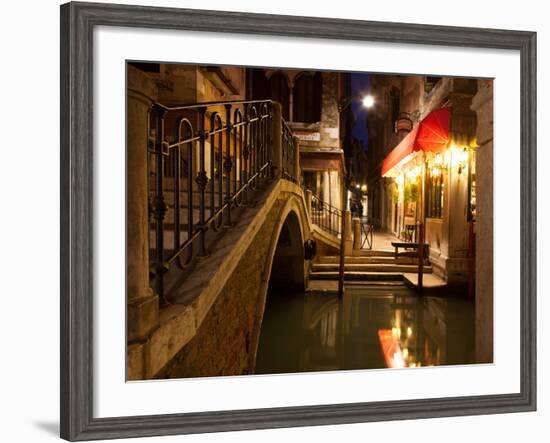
top-left (362, 94), bottom-right (375, 108)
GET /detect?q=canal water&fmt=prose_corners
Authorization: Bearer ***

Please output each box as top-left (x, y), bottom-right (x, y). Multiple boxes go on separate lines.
top-left (255, 284), bottom-right (475, 375)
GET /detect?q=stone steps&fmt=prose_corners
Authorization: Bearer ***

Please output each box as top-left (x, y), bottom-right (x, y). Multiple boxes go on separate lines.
top-left (315, 255), bottom-right (429, 265)
top-left (311, 263), bottom-right (432, 273)
top-left (357, 249), bottom-right (395, 257)
top-left (309, 271), bottom-right (405, 281)
top-left (309, 246), bottom-right (433, 283)
top-left (306, 279), bottom-right (404, 292)
top-left (403, 272), bottom-right (447, 290)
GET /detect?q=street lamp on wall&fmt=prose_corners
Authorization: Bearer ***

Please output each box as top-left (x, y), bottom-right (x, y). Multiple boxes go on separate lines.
top-left (338, 94), bottom-right (376, 113)
top-left (362, 94), bottom-right (375, 109)
top-left (446, 144), bottom-right (470, 174)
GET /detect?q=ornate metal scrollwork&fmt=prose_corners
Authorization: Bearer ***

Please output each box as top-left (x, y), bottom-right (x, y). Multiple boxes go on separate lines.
top-left (151, 195), bottom-right (167, 221)
top-left (223, 156), bottom-right (233, 174)
top-left (195, 170), bottom-right (209, 190)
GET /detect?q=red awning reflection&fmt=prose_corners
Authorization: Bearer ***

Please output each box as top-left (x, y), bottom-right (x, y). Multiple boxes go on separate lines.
top-left (381, 107), bottom-right (450, 177)
top-left (378, 329), bottom-right (405, 369)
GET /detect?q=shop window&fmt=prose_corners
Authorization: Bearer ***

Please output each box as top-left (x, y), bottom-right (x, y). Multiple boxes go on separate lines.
top-left (404, 178), bottom-right (419, 219)
top-left (269, 73), bottom-right (290, 120)
top-left (426, 166), bottom-right (444, 219)
top-left (293, 72), bottom-right (322, 123)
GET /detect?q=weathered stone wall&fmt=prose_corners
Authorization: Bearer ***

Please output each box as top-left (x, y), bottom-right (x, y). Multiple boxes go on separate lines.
top-left (156, 198), bottom-right (284, 378)
top-left (320, 72), bottom-right (340, 150)
top-left (127, 65), bottom-right (160, 344)
top-left (471, 79), bottom-right (494, 363)
top-left (153, 184), bottom-right (319, 379)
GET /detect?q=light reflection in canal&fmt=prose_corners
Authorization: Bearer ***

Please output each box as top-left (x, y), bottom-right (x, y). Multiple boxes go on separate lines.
top-left (254, 285), bottom-right (475, 375)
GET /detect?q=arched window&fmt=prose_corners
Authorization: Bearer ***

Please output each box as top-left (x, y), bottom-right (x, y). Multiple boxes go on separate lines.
top-left (269, 73), bottom-right (290, 120)
top-left (293, 72), bottom-right (322, 123)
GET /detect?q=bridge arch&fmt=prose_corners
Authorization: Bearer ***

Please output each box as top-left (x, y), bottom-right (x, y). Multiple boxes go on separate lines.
top-left (138, 182), bottom-right (340, 379)
top-left (269, 210), bottom-right (306, 290)
top-left (248, 191), bottom-right (311, 372)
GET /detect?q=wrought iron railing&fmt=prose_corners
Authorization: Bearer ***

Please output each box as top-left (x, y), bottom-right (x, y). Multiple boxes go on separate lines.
top-left (147, 99), bottom-right (298, 304)
top-left (309, 193), bottom-right (342, 238)
top-left (281, 120), bottom-right (297, 182)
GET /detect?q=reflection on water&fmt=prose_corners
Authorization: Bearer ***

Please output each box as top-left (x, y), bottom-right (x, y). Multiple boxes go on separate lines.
top-left (254, 285), bottom-right (475, 375)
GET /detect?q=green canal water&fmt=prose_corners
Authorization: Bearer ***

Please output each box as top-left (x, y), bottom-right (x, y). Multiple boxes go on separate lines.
top-left (255, 284), bottom-right (476, 375)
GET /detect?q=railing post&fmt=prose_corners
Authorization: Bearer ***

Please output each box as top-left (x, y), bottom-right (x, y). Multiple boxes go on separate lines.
top-left (271, 102), bottom-right (283, 179)
top-left (305, 189), bottom-right (312, 216)
top-left (224, 103), bottom-right (233, 227)
top-left (338, 209), bottom-right (351, 298)
top-left (242, 103), bottom-right (250, 204)
top-left (344, 210), bottom-right (353, 256)
top-left (353, 218), bottom-right (361, 255)
top-left (127, 66), bottom-right (159, 345)
top-left (293, 135), bottom-right (301, 184)
top-left (196, 106), bottom-right (208, 256)
top-left (152, 105), bottom-right (168, 305)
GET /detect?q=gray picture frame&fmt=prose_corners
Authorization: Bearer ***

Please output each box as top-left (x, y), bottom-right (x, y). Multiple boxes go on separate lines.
top-left (60, 1), bottom-right (537, 440)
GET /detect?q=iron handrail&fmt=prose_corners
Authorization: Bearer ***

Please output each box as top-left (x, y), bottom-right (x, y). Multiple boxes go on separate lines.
top-left (165, 163), bottom-right (271, 267)
top-left (281, 120), bottom-right (297, 183)
top-left (148, 99), bottom-right (278, 304)
top-left (153, 98), bottom-right (276, 112)
top-left (309, 192), bottom-right (342, 237)
top-left (148, 98), bottom-right (302, 305)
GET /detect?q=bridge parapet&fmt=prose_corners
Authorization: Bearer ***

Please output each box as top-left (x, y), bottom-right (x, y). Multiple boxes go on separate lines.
top-left (128, 179), bottom-right (341, 379)
top-left (127, 79), bottom-right (344, 377)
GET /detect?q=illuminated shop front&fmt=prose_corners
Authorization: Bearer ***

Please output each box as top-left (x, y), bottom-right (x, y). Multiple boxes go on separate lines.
top-left (381, 107), bottom-right (477, 284)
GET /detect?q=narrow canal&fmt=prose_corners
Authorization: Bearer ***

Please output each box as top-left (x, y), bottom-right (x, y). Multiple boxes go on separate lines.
top-left (255, 285), bottom-right (475, 374)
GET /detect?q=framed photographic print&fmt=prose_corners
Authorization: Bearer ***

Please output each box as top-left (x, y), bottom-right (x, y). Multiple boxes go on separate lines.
top-left (60, 1), bottom-right (537, 440)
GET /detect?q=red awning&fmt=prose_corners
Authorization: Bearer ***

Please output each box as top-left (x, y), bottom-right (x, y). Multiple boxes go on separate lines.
top-left (381, 107), bottom-right (450, 177)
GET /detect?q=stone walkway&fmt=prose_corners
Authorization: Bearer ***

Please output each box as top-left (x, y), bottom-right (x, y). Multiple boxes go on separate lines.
top-left (356, 229), bottom-right (400, 252)
top-left (369, 230), bottom-right (400, 251)
top-left (403, 272), bottom-right (446, 289)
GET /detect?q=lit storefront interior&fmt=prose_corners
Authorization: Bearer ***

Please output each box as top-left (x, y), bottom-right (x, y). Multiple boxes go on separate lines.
top-left (381, 107), bottom-right (477, 284)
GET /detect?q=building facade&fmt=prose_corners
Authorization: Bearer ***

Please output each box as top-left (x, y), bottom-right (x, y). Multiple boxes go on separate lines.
top-left (249, 68), bottom-right (349, 211)
top-left (367, 74), bottom-right (485, 285)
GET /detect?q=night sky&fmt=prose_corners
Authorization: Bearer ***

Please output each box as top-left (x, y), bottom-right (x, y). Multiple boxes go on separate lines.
top-left (350, 73), bottom-right (371, 152)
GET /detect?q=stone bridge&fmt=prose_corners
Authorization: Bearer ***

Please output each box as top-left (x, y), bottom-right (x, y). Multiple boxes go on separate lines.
top-left (128, 178), bottom-right (340, 380)
top-left (126, 66), bottom-right (346, 380)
